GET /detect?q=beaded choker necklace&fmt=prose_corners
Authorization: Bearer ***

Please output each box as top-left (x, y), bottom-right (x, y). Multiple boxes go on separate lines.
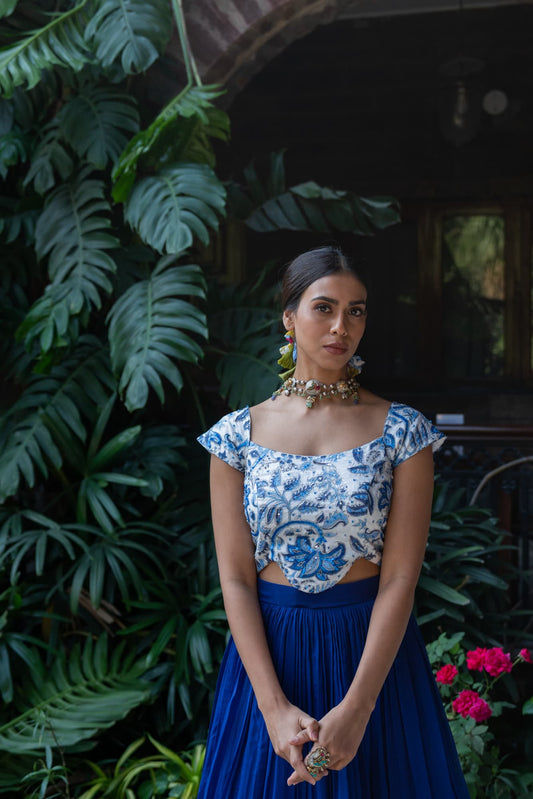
top-left (271, 375), bottom-right (360, 409)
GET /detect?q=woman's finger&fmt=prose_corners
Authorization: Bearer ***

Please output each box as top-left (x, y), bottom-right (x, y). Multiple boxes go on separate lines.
top-left (287, 767), bottom-right (328, 786)
top-left (288, 727), bottom-right (315, 745)
top-left (288, 716), bottom-right (319, 745)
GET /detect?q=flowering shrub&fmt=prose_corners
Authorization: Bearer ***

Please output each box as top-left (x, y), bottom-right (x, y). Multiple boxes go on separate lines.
top-left (427, 633), bottom-right (533, 799)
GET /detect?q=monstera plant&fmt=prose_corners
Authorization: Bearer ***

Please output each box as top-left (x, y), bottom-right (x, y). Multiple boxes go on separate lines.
top-left (0, 2), bottom-right (404, 795)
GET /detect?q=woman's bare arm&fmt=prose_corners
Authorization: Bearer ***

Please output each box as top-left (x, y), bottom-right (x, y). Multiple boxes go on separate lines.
top-left (287, 445), bottom-right (435, 783)
top-left (209, 454), bottom-right (321, 785)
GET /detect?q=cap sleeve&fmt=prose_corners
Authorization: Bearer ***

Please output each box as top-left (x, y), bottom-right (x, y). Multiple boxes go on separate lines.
top-left (197, 408), bottom-right (250, 472)
top-left (385, 403), bottom-right (445, 468)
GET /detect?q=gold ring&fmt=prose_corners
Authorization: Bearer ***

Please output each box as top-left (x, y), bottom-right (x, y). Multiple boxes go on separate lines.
top-left (305, 745), bottom-right (331, 777)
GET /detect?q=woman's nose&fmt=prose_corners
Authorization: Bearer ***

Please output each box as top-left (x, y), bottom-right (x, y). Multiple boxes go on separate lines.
top-left (330, 313), bottom-right (347, 336)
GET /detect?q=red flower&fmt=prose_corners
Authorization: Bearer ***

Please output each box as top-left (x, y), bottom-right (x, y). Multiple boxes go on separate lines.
top-left (468, 696), bottom-right (493, 723)
top-left (519, 648), bottom-right (532, 664)
top-left (483, 647), bottom-right (513, 677)
top-left (466, 647), bottom-right (487, 671)
top-left (452, 689), bottom-right (492, 722)
top-left (436, 664), bottom-right (458, 685)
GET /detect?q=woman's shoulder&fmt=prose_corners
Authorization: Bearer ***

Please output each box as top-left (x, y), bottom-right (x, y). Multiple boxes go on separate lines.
top-left (378, 398), bottom-right (445, 465)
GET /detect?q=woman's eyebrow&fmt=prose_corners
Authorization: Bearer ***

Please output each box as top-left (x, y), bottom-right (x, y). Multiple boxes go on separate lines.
top-left (311, 295), bottom-right (367, 306)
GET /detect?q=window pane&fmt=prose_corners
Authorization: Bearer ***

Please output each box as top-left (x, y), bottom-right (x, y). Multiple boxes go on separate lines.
top-left (442, 215), bottom-right (505, 378)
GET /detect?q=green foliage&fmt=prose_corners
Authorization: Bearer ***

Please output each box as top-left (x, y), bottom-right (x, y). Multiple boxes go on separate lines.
top-left (0, 0), bottom-right (19, 19)
top-left (228, 150), bottom-right (401, 235)
top-left (85, 0), bottom-right (172, 74)
top-left (112, 83), bottom-right (229, 202)
top-left (0, 0), bottom-right (93, 97)
top-left (108, 257), bottom-right (208, 411)
top-left (23, 117), bottom-right (75, 194)
top-left (124, 163), bottom-right (226, 254)
top-left (206, 267), bottom-right (280, 409)
top-left (0, 635), bottom-right (151, 753)
top-left (78, 737), bottom-right (205, 799)
top-left (60, 85), bottom-right (140, 169)
top-left (416, 480), bottom-right (517, 645)
top-left (0, 338), bottom-right (114, 501)
top-left (18, 171), bottom-right (119, 353)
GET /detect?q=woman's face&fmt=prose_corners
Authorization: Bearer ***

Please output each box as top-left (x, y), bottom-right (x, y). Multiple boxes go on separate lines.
top-left (283, 272), bottom-right (367, 379)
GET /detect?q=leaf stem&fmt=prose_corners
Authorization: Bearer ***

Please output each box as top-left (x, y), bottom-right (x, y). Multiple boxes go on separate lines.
top-left (170, 0), bottom-right (202, 87)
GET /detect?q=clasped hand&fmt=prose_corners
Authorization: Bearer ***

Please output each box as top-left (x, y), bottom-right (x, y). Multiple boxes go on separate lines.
top-left (285, 702), bottom-right (369, 787)
top-left (262, 701), bottom-right (325, 786)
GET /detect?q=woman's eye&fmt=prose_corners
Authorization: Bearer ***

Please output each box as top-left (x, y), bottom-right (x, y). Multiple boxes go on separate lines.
top-left (315, 304), bottom-right (330, 312)
top-left (350, 307), bottom-right (366, 317)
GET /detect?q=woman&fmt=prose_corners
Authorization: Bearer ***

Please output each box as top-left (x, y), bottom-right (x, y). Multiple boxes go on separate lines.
top-left (197, 246), bottom-right (469, 797)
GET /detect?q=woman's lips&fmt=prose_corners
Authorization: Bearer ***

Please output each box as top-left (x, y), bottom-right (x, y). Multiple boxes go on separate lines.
top-left (323, 344), bottom-right (348, 354)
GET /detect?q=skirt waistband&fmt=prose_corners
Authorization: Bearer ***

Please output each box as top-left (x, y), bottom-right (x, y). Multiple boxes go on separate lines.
top-left (257, 575), bottom-right (379, 608)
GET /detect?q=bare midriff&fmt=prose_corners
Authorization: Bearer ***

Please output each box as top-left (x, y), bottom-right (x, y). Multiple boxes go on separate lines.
top-left (258, 557), bottom-right (380, 586)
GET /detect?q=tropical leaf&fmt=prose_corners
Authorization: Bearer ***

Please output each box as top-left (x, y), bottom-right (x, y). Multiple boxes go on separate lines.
top-left (207, 269), bottom-right (281, 409)
top-left (85, 0), bottom-right (171, 74)
top-left (112, 83), bottom-right (229, 202)
top-left (1, 511), bottom-right (89, 585)
top-left (124, 162), bottom-right (226, 253)
top-left (0, 124), bottom-right (28, 176)
top-left (0, 0), bottom-right (18, 19)
top-left (119, 424), bottom-right (187, 499)
top-left (23, 116), bottom-right (74, 194)
top-left (0, 196), bottom-right (39, 244)
top-left (227, 151), bottom-right (400, 236)
top-left (0, 337), bottom-right (115, 502)
top-left (77, 425), bottom-right (147, 533)
top-left (60, 85), bottom-right (139, 169)
top-left (245, 181), bottom-right (401, 234)
top-left (0, 0), bottom-right (93, 97)
top-left (107, 257), bottom-right (208, 411)
top-left (18, 169), bottom-right (118, 352)
top-left (63, 523), bottom-right (168, 611)
top-left (0, 636), bottom-right (151, 753)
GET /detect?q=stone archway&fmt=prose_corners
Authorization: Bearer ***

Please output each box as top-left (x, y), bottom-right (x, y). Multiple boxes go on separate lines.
top-left (175, 0), bottom-right (516, 104)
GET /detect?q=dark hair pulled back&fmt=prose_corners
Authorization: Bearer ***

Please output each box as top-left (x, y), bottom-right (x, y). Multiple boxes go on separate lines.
top-left (281, 246), bottom-right (364, 311)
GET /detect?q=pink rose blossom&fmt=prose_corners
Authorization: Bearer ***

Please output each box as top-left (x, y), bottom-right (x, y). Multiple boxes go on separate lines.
top-left (466, 647), bottom-right (487, 671)
top-left (483, 647), bottom-right (513, 677)
top-left (452, 689), bottom-right (492, 722)
top-left (519, 648), bottom-right (532, 664)
top-left (452, 689), bottom-right (480, 717)
top-left (468, 697), bottom-right (493, 723)
top-left (436, 664), bottom-right (458, 685)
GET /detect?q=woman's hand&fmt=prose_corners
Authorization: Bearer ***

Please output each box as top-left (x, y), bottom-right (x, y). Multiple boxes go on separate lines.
top-left (262, 701), bottom-right (326, 786)
top-left (286, 700), bottom-right (371, 785)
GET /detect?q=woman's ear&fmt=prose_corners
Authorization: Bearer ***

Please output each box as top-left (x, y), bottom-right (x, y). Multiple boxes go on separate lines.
top-left (282, 310), bottom-right (294, 331)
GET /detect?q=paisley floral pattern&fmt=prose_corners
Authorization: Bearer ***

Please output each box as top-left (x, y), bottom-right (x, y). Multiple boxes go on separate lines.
top-left (197, 403), bottom-right (444, 593)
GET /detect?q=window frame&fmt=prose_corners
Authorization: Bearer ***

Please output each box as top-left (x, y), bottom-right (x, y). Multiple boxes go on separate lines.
top-left (412, 201), bottom-right (533, 382)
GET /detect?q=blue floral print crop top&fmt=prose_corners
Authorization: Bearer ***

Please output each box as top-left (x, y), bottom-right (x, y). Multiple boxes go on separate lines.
top-left (197, 403), bottom-right (445, 594)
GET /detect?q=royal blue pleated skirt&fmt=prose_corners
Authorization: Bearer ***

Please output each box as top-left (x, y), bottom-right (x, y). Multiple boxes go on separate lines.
top-left (197, 576), bottom-right (469, 798)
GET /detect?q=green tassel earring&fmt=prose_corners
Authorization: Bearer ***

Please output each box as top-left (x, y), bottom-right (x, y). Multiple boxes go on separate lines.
top-left (277, 329), bottom-right (296, 381)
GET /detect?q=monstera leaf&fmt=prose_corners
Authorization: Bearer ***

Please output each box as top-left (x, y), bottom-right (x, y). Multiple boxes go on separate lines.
top-left (112, 83), bottom-right (229, 202)
top-left (124, 163), bottom-right (226, 254)
top-left (85, 0), bottom-right (171, 74)
top-left (246, 182), bottom-right (400, 234)
top-left (60, 85), bottom-right (140, 169)
top-left (23, 117), bottom-right (74, 194)
top-left (18, 169), bottom-right (118, 352)
top-left (0, 0), bottom-right (92, 97)
top-left (227, 150), bottom-right (401, 236)
top-left (108, 257), bottom-right (207, 411)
